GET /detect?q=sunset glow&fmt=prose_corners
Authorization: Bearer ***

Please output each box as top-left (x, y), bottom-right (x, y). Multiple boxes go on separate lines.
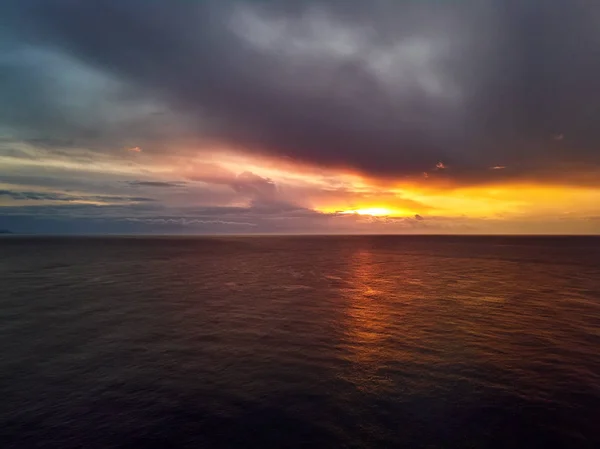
top-left (1, 0), bottom-right (599, 235)
top-left (341, 208), bottom-right (397, 217)
top-left (2, 2), bottom-right (599, 448)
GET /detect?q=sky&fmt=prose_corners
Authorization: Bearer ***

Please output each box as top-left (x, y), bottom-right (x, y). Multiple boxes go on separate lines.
top-left (1, 0), bottom-right (600, 234)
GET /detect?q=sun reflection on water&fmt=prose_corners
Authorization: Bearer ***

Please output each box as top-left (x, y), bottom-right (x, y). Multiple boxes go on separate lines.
top-left (338, 248), bottom-right (402, 393)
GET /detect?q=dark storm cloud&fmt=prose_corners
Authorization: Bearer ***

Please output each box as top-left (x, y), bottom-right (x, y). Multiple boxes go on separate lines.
top-left (2, 0), bottom-right (600, 183)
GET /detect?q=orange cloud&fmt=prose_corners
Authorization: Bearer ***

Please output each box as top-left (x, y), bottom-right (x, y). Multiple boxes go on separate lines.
top-left (147, 146), bottom-right (600, 232)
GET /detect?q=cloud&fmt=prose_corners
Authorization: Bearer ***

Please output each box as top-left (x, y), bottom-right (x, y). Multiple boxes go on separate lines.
top-left (0, 0), bottom-right (599, 187)
top-left (183, 166), bottom-right (310, 210)
top-left (125, 218), bottom-right (257, 227)
top-left (231, 171), bottom-right (277, 200)
top-left (2, 200), bottom-right (598, 235)
top-left (0, 1), bottom-right (600, 235)
top-left (127, 181), bottom-right (184, 188)
top-left (0, 189), bottom-right (154, 204)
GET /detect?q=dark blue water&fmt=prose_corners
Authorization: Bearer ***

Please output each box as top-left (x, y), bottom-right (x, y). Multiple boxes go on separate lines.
top-left (1, 236), bottom-right (599, 448)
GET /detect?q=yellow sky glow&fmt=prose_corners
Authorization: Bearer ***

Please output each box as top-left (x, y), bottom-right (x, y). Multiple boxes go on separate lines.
top-left (3, 144), bottom-right (600, 233)
top-left (173, 150), bottom-right (600, 224)
top-left (340, 207), bottom-right (404, 217)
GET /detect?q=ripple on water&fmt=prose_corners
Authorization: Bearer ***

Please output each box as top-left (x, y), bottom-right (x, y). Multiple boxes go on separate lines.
top-left (1, 236), bottom-right (599, 448)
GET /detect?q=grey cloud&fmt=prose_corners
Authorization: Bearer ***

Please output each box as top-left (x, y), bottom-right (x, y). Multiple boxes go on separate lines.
top-left (231, 171), bottom-right (277, 201)
top-left (185, 167), bottom-right (307, 210)
top-left (2, 202), bottom-right (598, 235)
top-left (186, 168), bottom-right (277, 199)
top-left (127, 181), bottom-right (185, 188)
top-left (0, 189), bottom-right (154, 203)
top-left (1, 0), bottom-right (600, 185)
top-left (0, 201), bottom-right (461, 235)
top-left (232, 172), bottom-right (313, 214)
top-left (125, 218), bottom-right (257, 227)
top-left (0, 39), bottom-right (197, 153)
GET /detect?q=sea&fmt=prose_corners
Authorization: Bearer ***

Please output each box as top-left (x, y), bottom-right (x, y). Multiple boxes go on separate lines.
top-left (1, 236), bottom-right (599, 448)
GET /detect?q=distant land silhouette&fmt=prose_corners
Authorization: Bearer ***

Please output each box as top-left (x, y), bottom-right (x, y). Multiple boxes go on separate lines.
top-left (0, 230), bottom-right (14, 234)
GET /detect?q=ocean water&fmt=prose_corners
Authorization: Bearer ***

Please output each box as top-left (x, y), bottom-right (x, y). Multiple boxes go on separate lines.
top-left (1, 236), bottom-right (599, 448)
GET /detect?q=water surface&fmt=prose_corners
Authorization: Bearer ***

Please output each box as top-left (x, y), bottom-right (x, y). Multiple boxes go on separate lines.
top-left (1, 236), bottom-right (599, 448)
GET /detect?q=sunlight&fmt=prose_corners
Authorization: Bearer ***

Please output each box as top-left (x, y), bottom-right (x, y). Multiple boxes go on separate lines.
top-left (341, 207), bottom-right (397, 216)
